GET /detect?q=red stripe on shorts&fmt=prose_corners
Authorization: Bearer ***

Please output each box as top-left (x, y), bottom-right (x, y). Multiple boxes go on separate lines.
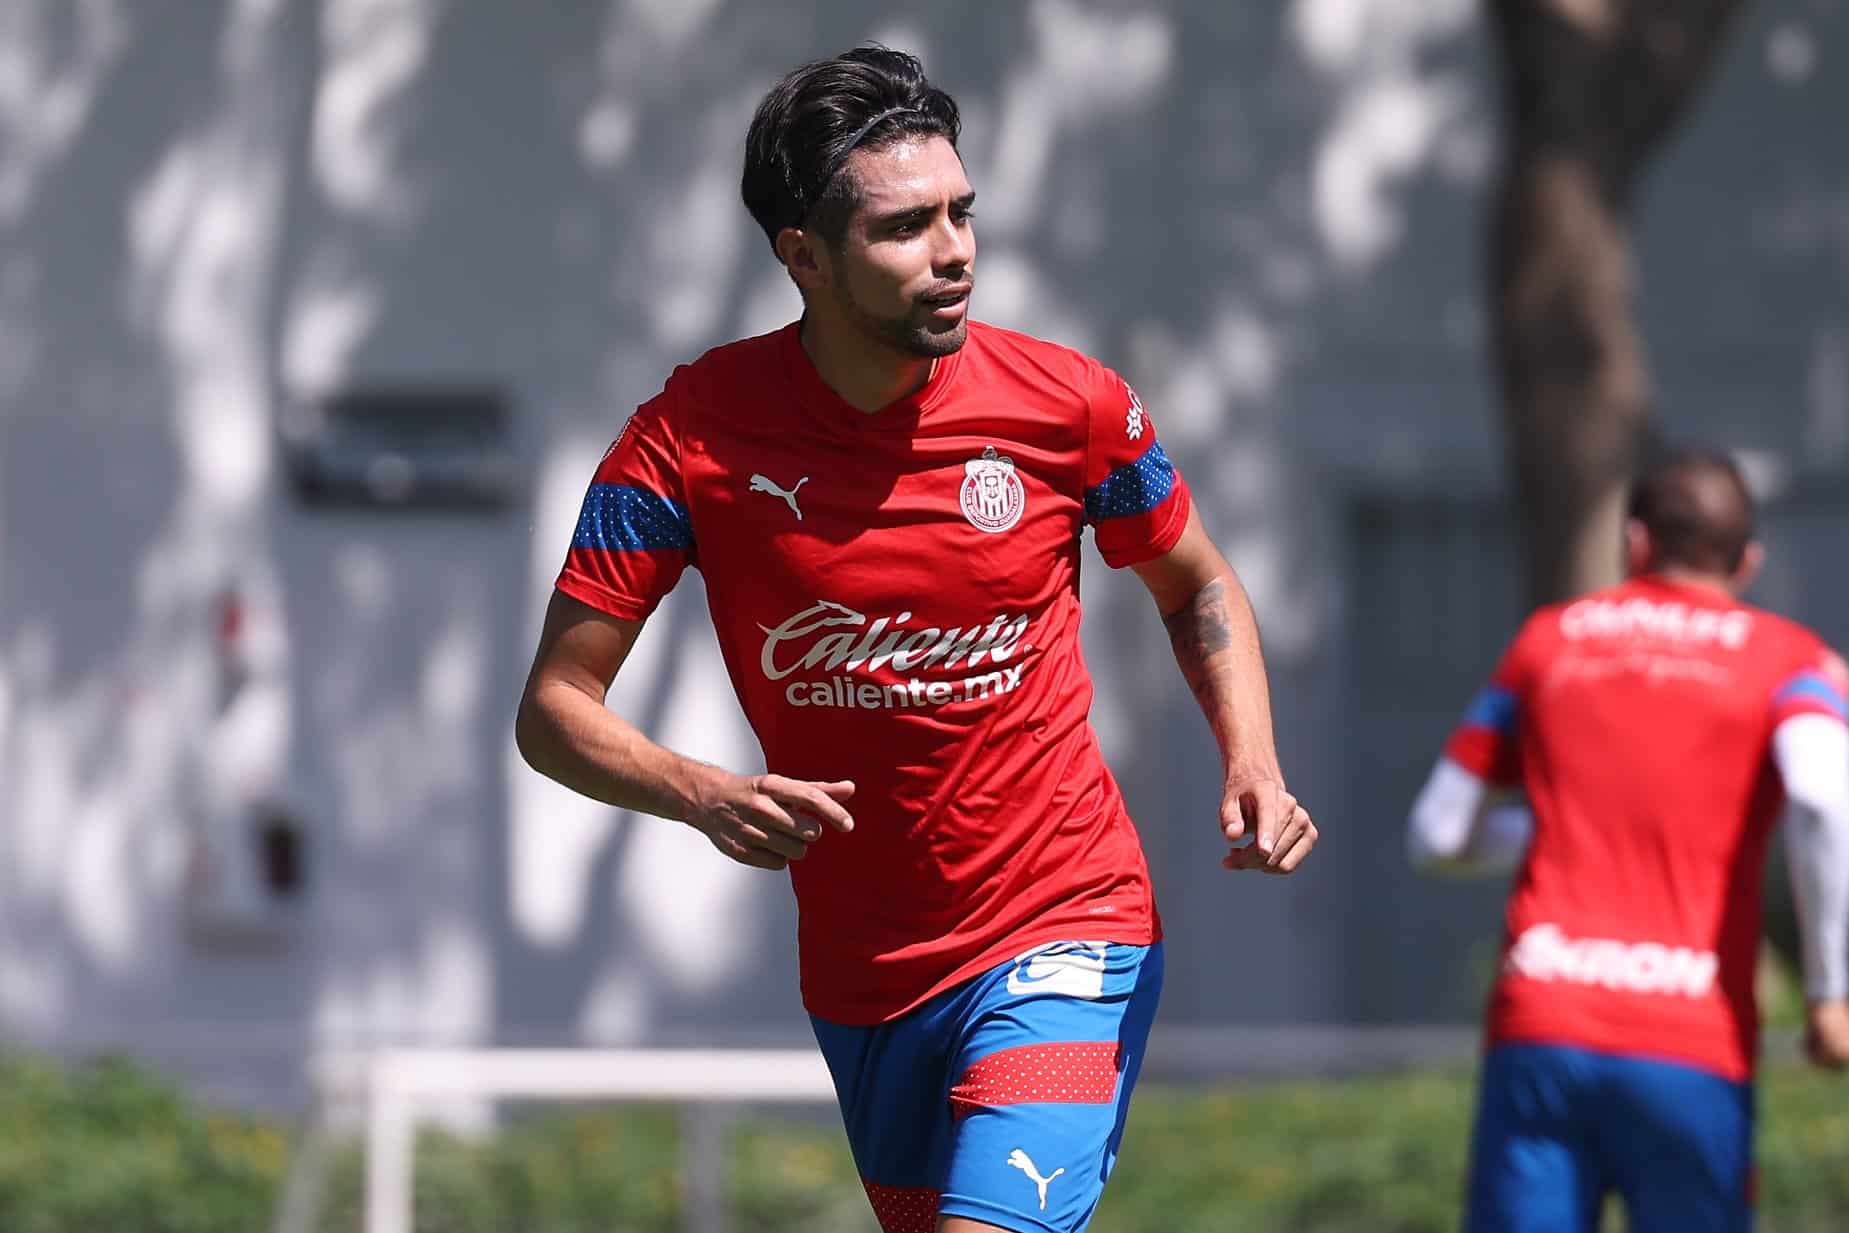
top-left (862, 1181), bottom-right (939, 1233)
top-left (948, 1041), bottom-right (1121, 1115)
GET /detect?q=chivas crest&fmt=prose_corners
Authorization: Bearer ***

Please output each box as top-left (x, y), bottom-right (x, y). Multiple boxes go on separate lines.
top-left (960, 445), bottom-right (1025, 533)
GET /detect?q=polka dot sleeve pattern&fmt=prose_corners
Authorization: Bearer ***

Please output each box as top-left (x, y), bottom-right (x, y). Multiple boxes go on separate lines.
top-left (1082, 443), bottom-right (1176, 524)
top-left (570, 484), bottom-right (693, 552)
top-left (1080, 359), bottom-right (1190, 568)
top-left (556, 392), bottom-right (695, 621)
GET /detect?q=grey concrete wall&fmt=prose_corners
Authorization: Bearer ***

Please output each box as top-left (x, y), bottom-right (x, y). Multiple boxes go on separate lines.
top-left (2, 0), bottom-right (1845, 1109)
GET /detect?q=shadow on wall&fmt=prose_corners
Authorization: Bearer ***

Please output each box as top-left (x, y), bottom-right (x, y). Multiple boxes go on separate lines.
top-left (2, 0), bottom-right (1844, 1089)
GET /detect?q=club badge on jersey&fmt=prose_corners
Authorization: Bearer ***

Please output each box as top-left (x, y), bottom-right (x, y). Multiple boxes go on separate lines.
top-left (961, 446), bottom-right (1026, 533)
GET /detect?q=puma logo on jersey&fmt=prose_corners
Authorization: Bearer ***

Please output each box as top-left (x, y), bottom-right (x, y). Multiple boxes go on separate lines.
top-left (1006, 1149), bottom-right (1064, 1210)
top-left (749, 473), bottom-right (809, 520)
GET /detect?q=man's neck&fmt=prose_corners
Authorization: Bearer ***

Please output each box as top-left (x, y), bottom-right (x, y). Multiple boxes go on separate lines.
top-left (1643, 565), bottom-right (1737, 599)
top-left (800, 315), bottom-right (934, 414)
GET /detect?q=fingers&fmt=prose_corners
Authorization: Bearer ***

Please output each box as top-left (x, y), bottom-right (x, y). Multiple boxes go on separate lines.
top-left (1223, 843), bottom-right (1290, 873)
top-left (760, 775), bottom-right (857, 833)
top-left (1222, 783), bottom-right (1291, 855)
top-left (701, 775), bottom-right (858, 869)
top-left (1221, 844), bottom-right (1261, 872)
top-left (1221, 788), bottom-right (1318, 875)
top-left (736, 845), bottom-right (790, 871)
top-left (1267, 805), bottom-right (1319, 872)
top-left (1220, 791), bottom-right (1248, 843)
top-left (734, 811), bottom-right (809, 861)
top-left (709, 831), bottom-right (790, 870)
top-left (745, 776), bottom-right (852, 845)
top-left (1253, 789), bottom-right (1291, 858)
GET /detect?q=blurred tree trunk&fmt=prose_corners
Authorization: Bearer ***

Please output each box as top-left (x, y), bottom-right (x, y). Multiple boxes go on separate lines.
top-left (1488, 0), bottom-right (1746, 606)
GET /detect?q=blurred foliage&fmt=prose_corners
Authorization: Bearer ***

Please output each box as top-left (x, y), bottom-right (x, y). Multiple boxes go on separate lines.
top-left (0, 1052), bottom-right (281, 1233)
top-left (2, 1050), bottom-right (1846, 1232)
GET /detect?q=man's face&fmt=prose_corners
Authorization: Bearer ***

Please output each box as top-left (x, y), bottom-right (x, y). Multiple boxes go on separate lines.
top-left (821, 135), bottom-right (975, 358)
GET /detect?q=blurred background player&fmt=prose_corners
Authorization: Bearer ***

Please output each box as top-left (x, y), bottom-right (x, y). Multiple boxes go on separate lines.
top-left (515, 46), bottom-right (1318, 1233)
top-left (1406, 449), bottom-right (1849, 1233)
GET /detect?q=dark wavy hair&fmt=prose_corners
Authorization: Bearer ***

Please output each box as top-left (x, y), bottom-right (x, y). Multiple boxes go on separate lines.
top-left (742, 46), bottom-right (961, 250)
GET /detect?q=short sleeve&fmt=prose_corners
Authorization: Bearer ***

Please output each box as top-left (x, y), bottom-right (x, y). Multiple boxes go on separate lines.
top-left (1772, 642), bottom-right (1849, 729)
top-left (1443, 619), bottom-right (1540, 788)
top-left (1080, 361), bottom-right (1192, 568)
top-left (555, 386), bottom-right (695, 622)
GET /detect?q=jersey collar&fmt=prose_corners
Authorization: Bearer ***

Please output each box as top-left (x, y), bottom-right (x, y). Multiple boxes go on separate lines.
top-left (778, 321), bottom-right (965, 434)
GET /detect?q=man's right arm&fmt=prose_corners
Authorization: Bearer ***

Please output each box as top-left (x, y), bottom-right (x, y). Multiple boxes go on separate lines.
top-left (515, 591), bottom-right (855, 870)
top-left (1407, 637), bottom-right (1533, 877)
top-left (1405, 757), bottom-right (1532, 876)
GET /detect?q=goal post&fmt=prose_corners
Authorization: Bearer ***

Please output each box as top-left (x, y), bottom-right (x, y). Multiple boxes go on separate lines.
top-left (315, 1048), bottom-right (838, 1233)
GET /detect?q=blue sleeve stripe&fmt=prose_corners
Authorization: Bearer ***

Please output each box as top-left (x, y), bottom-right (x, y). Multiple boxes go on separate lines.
top-left (571, 484), bottom-right (693, 552)
top-left (1461, 685), bottom-right (1519, 734)
top-left (1775, 673), bottom-right (1849, 719)
top-left (1084, 442), bottom-right (1176, 524)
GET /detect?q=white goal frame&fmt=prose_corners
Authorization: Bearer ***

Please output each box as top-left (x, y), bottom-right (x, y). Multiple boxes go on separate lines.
top-left (329, 1048), bottom-right (838, 1233)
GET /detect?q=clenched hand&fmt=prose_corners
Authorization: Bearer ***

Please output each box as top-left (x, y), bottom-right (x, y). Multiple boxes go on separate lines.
top-left (1806, 999), bottom-right (1849, 1071)
top-left (1221, 776), bottom-right (1318, 874)
top-left (688, 773), bottom-right (856, 870)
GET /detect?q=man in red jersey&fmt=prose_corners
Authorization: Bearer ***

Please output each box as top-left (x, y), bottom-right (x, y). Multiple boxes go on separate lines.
top-left (515, 46), bottom-right (1318, 1233)
top-left (1408, 450), bottom-right (1849, 1233)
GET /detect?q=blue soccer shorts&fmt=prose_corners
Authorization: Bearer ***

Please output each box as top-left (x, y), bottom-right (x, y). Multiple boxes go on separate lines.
top-left (1467, 1041), bottom-right (1755, 1233)
top-left (810, 939), bottom-right (1164, 1233)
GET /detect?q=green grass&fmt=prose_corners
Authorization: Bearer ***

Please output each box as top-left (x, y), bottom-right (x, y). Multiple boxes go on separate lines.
top-left (4, 1051), bottom-right (1847, 1232)
top-left (1100, 1067), bottom-right (1849, 1232)
top-left (722, 1067), bottom-right (1849, 1233)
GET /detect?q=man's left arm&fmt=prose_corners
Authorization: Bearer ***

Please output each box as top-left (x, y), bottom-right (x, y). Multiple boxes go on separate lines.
top-left (1131, 505), bottom-right (1318, 874)
top-left (1771, 647), bottom-right (1849, 1070)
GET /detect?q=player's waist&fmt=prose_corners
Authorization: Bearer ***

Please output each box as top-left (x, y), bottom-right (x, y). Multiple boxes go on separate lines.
top-left (1486, 998), bottom-right (1756, 1083)
top-left (795, 886), bottom-right (1160, 1024)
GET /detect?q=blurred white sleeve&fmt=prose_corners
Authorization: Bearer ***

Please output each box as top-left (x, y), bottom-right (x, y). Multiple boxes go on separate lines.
top-left (1407, 757), bottom-right (1532, 877)
top-left (1776, 714), bottom-right (1849, 1002)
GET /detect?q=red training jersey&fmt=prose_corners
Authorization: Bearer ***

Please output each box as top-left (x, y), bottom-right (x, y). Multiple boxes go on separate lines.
top-left (556, 321), bottom-right (1192, 1024)
top-left (1446, 575), bottom-right (1849, 1080)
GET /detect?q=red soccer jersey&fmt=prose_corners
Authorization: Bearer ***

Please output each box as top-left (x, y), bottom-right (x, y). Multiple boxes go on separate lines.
top-left (1446, 575), bottom-right (1849, 1080)
top-left (556, 321), bottom-right (1191, 1024)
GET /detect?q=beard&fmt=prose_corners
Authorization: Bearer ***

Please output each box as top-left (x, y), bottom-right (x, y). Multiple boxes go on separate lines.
top-left (831, 279), bottom-right (968, 358)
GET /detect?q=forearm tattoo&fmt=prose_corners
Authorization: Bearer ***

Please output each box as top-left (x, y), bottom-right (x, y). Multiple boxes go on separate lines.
top-left (1163, 578), bottom-right (1236, 702)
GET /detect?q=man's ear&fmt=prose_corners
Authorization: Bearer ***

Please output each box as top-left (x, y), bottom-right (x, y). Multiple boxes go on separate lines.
top-left (1623, 518), bottom-right (1654, 578)
top-left (1731, 540), bottom-right (1765, 595)
top-left (774, 227), bottom-right (829, 293)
